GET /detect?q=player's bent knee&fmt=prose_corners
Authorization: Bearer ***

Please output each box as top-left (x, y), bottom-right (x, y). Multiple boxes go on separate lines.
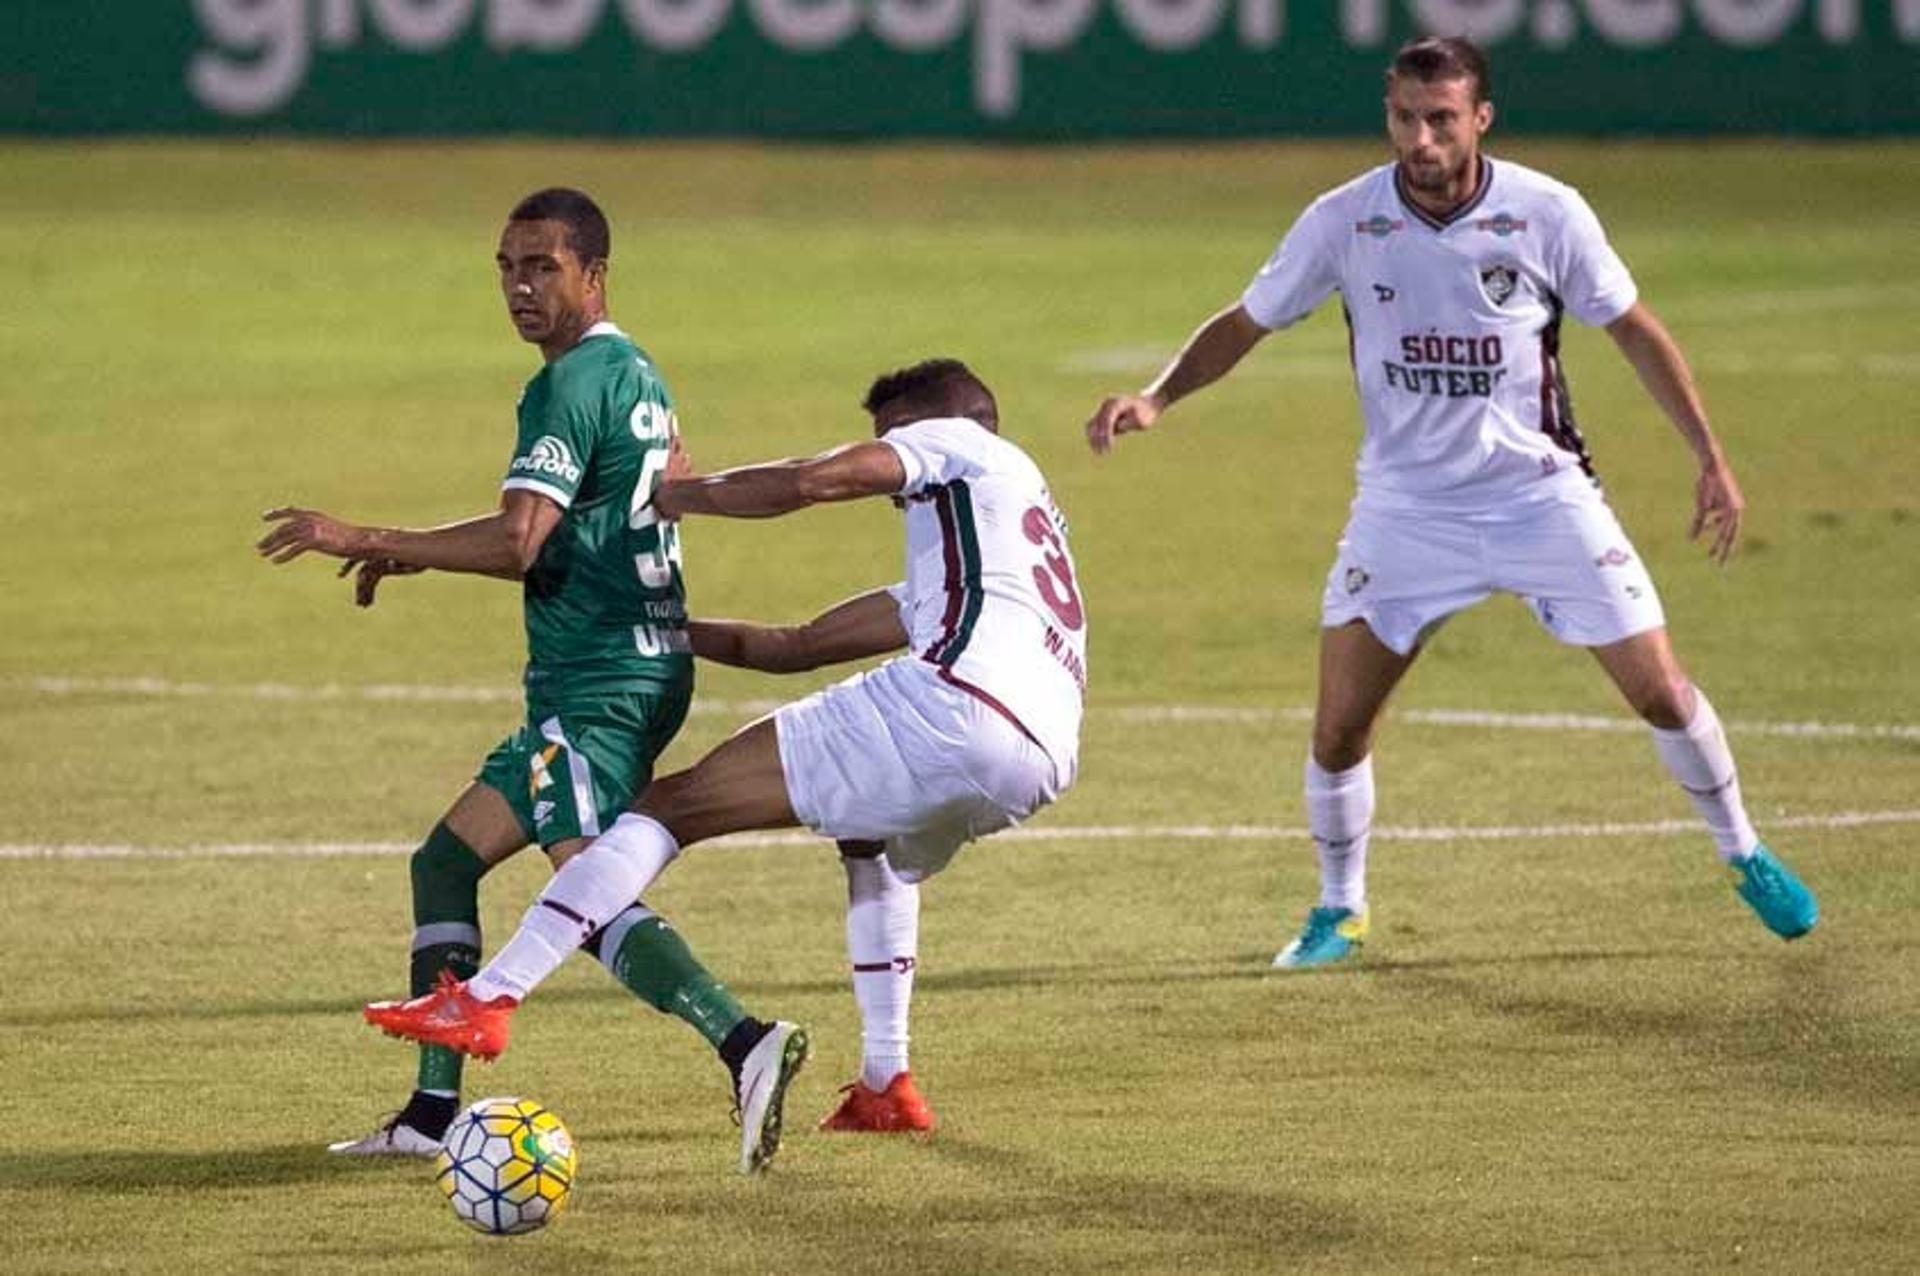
top-left (1311, 731), bottom-right (1372, 774)
top-left (542, 836), bottom-right (591, 870)
top-left (411, 822), bottom-right (489, 899)
top-left (1631, 679), bottom-right (1695, 731)
top-left (631, 769), bottom-right (692, 821)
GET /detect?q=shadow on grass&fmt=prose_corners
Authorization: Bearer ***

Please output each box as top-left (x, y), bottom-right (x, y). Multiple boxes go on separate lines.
top-left (0, 1144), bottom-right (411, 1193)
top-left (1, 947), bottom-right (1726, 1030)
top-left (900, 1134), bottom-right (1364, 1260)
top-left (0, 982), bottom-right (665, 1030)
top-left (1354, 944), bottom-right (1920, 1111)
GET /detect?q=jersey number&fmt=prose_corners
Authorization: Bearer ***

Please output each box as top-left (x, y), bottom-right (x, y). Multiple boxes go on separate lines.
top-left (1022, 506), bottom-right (1084, 631)
top-left (628, 403), bottom-right (683, 591)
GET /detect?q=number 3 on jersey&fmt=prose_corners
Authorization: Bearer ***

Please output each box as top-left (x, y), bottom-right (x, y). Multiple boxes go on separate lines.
top-left (1022, 506), bottom-right (1084, 631)
top-left (628, 401), bottom-right (682, 590)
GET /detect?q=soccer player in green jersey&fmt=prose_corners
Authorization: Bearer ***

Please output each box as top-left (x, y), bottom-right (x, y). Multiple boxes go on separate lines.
top-left (258, 188), bottom-right (806, 1173)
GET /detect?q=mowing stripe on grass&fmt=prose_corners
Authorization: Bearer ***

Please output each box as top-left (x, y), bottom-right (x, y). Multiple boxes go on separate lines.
top-left (13, 674), bottom-right (1919, 741)
top-left (4, 808), bottom-right (1915, 861)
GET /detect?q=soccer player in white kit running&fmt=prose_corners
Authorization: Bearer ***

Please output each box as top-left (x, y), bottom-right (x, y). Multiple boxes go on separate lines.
top-left (368, 358), bottom-right (1086, 1143)
top-left (1085, 36), bottom-right (1816, 968)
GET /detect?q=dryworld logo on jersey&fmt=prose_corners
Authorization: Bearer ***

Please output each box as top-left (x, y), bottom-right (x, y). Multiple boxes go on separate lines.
top-left (512, 436), bottom-right (583, 484)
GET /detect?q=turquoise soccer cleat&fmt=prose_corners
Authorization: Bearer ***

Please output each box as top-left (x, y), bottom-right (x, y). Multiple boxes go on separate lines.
top-left (1272, 905), bottom-right (1369, 969)
top-left (1733, 843), bottom-right (1818, 940)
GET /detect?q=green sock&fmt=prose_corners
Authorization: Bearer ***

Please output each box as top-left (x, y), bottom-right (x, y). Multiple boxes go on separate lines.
top-left (592, 905), bottom-right (748, 1050)
top-left (408, 822), bottom-right (490, 1093)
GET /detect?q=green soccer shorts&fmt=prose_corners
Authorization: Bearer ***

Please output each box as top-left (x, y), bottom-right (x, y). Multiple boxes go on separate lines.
top-left (477, 684), bottom-right (691, 848)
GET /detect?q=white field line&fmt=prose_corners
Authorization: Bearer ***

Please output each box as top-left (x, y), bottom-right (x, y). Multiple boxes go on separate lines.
top-left (1061, 332), bottom-right (1920, 381)
top-left (4, 809), bottom-right (1916, 861)
top-left (13, 674), bottom-right (1919, 743)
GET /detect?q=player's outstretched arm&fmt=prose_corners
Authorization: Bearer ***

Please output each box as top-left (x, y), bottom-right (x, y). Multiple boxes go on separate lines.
top-left (689, 589), bottom-right (909, 675)
top-left (653, 440), bottom-right (907, 521)
top-left (1085, 303), bottom-right (1269, 454)
top-left (257, 490), bottom-right (564, 584)
top-left (1605, 302), bottom-right (1745, 563)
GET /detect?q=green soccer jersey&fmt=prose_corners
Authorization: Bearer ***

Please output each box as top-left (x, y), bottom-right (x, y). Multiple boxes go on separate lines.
top-left (502, 322), bottom-right (690, 704)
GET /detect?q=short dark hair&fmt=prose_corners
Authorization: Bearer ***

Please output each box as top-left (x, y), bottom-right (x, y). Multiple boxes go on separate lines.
top-left (1387, 36), bottom-right (1492, 104)
top-left (508, 187), bottom-right (610, 266)
top-left (862, 358), bottom-right (999, 432)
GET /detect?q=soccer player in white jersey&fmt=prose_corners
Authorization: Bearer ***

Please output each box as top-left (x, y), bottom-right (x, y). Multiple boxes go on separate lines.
top-left (366, 358), bottom-right (1087, 1140)
top-left (1085, 36), bottom-right (1815, 968)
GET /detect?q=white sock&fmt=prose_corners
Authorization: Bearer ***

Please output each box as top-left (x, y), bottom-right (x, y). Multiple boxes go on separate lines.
top-left (1305, 755), bottom-right (1374, 912)
top-left (469, 813), bottom-right (681, 1002)
top-left (1650, 688), bottom-right (1759, 863)
top-left (843, 851), bottom-right (918, 1091)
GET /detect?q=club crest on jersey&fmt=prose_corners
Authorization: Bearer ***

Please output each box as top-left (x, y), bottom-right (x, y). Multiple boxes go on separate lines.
top-left (1479, 263), bottom-right (1520, 307)
top-left (1474, 211), bottom-right (1529, 237)
top-left (1354, 214), bottom-right (1406, 239)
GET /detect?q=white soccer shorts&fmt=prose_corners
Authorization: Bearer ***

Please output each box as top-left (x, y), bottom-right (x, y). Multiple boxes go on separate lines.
top-left (774, 657), bottom-right (1064, 883)
top-left (1320, 494), bottom-right (1666, 655)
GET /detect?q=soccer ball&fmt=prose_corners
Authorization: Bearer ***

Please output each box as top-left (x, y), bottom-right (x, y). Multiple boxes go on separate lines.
top-left (434, 1097), bottom-right (576, 1235)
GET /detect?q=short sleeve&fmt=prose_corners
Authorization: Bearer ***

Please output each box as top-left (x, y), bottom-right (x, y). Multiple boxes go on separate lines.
top-left (503, 381), bottom-right (600, 509)
top-left (879, 418), bottom-right (983, 498)
top-left (1553, 189), bottom-right (1638, 328)
top-left (1240, 198), bottom-right (1343, 331)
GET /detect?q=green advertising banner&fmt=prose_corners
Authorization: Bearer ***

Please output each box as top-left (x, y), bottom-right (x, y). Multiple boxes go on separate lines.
top-left (5, 1), bottom-right (1919, 136)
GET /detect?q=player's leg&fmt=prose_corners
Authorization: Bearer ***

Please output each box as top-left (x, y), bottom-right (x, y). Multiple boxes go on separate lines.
top-left (519, 696), bottom-right (793, 1078)
top-left (579, 891), bottom-right (806, 1170)
top-left (1589, 628), bottom-right (1817, 939)
top-left (1276, 507), bottom-right (1484, 969)
top-left (1500, 496), bottom-right (1814, 939)
top-left (820, 840), bottom-right (935, 1134)
top-left (375, 717), bottom-right (792, 1019)
top-left (365, 708), bottom-right (808, 1170)
top-left (1275, 619), bottom-right (1419, 969)
top-left (329, 781), bottom-right (525, 1156)
top-left (816, 672), bottom-right (1055, 1129)
top-left (457, 715), bottom-right (796, 1003)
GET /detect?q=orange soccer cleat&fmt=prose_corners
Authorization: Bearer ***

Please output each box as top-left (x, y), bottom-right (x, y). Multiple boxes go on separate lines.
top-left (363, 971), bottom-right (518, 1061)
top-left (819, 1071), bottom-right (936, 1133)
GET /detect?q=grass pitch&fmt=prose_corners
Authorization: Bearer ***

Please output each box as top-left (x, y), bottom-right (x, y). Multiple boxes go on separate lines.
top-left (1, 140), bottom-right (1917, 1273)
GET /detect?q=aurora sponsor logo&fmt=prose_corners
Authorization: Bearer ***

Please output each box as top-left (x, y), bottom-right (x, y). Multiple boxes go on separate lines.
top-left (1355, 214), bottom-right (1406, 239)
top-left (511, 436), bottom-right (582, 484)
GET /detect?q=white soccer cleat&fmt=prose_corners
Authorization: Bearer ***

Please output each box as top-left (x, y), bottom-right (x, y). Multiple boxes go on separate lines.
top-left (735, 1021), bottom-right (810, 1174)
top-left (326, 1115), bottom-right (443, 1158)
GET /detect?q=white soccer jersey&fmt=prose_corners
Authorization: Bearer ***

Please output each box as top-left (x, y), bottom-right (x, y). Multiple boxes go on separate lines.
top-left (1242, 156), bottom-right (1639, 513)
top-left (879, 417), bottom-right (1088, 775)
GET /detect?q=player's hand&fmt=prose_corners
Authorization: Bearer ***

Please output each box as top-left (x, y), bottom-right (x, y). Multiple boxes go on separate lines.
top-left (257, 507), bottom-right (371, 564)
top-left (665, 432), bottom-right (693, 482)
top-left (339, 557), bottom-right (425, 607)
top-left (1084, 393), bottom-right (1163, 455)
top-left (1690, 459), bottom-right (1745, 564)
